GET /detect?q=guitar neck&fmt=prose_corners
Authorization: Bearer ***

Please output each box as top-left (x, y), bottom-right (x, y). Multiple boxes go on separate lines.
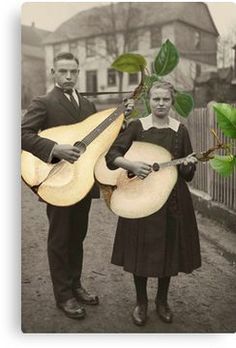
top-left (81, 104), bottom-right (125, 146)
top-left (158, 156), bottom-right (196, 169)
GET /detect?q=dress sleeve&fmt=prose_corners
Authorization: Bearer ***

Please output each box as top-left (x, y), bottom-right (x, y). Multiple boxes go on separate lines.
top-left (178, 124), bottom-right (196, 182)
top-left (105, 120), bottom-right (141, 170)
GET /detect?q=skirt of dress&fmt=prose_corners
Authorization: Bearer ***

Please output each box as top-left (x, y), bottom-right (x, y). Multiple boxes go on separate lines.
top-left (111, 178), bottom-right (201, 277)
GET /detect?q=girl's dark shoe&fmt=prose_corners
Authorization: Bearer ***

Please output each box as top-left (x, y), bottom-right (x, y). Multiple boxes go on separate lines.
top-left (155, 300), bottom-right (173, 323)
top-left (132, 303), bottom-right (148, 326)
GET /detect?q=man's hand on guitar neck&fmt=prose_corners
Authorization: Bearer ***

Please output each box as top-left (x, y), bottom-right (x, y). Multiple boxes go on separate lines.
top-left (52, 144), bottom-right (81, 164)
top-left (123, 98), bottom-right (135, 117)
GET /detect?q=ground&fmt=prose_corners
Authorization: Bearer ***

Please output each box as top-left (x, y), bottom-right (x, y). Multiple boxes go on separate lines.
top-left (21, 182), bottom-right (236, 333)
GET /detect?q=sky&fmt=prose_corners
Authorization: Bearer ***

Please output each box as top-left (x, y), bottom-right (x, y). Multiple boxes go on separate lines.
top-left (21, 1), bottom-right (236, 37)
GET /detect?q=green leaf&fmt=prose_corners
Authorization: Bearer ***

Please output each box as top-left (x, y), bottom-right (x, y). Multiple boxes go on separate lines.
top-left (213, 103), bottom-right (236, 139)
top-left (209, 155), bottom-right (236, 176)
top-left (111, 53), bottom-right (147, 73)
top-left (173, 92), bottom-right (194, 118)
top-left (153, 39), bottom-right (179, 76)
top-left (143, 74), bottom-right (160, 88)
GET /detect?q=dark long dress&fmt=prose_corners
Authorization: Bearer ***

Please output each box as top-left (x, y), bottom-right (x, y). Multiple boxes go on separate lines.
top-left (105, 118), bottom-right (201, 278)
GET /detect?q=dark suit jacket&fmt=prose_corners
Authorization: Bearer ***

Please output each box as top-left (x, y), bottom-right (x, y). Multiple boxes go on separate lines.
top-left (22, 86), bottom-right (100, 198)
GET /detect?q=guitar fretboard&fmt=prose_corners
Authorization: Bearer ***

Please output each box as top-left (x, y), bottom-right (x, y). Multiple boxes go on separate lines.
top-left (158, 156), bottom-right (196, 169)
top-left (79, 104), bottom-right (125, 147)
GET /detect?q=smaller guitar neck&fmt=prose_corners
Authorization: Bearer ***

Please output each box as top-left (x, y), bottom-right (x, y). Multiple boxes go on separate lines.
top-left (156, 155), bottom-right (197, 170)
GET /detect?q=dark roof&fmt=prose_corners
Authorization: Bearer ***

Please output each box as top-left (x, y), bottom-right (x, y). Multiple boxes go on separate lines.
top-left (22, 24), bottom-right (51, 46)
top-left (22, 44), bottom-right (45, 59)
top-left (44, 2), bottom-right (219, 45)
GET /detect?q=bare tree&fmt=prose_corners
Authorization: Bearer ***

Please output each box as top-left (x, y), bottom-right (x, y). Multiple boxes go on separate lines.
top-left (82, 3), bottom-right (144, 94)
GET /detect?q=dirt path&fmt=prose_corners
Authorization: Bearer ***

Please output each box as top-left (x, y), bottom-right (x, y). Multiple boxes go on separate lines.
top-left (22, 182), bottom-right (236, 333)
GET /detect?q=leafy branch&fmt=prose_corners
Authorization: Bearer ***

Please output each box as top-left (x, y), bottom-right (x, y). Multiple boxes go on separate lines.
top-left (209, 103), bottom-right (236, 176)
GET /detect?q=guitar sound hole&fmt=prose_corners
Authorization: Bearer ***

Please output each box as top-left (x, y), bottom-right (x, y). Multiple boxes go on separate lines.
top-left (73, 141), bottom-right (87, 154)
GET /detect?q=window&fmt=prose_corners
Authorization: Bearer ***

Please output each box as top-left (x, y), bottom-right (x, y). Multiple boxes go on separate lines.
top-left (53, 44), bottom-right (61, 57)
top-left (107, 69), bottom-right (117, 86)
top-left (150, 27), bottom-right (162, 48)
top-left (106, 35), bottom-right (116, 55)
top-left (129, 73), bottom-right (138, 85)
top-left (127, 31), bottom-right (138, 52)
top-left (69, 41), bottom-right (78, 56)
top-left (194, 31), bottom-right (201, 49)
top-left (86, 38), bottom-right (96, 57)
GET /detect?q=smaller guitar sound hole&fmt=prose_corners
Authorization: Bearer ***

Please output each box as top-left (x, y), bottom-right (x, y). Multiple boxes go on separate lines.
top-left (73, 141), bottom-right (87, 154)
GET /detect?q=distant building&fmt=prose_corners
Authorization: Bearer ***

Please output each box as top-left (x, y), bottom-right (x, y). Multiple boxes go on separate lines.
top-left (194, 45), bottom-right (236, 106)
top-left (43, 2), bottom-right (219, 99)
top-left (22, 23), bottom-right (51, 108)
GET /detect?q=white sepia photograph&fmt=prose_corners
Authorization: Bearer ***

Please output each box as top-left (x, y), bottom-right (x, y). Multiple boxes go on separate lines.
top-left (21, 1), bottom-right (236, 334)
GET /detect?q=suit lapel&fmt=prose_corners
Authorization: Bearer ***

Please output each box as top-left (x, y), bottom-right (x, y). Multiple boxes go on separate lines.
top-left (54, 86), bottom-right (80, 122)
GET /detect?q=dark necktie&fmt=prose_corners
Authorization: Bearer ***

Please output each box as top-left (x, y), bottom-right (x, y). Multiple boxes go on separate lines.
top-left (64, 89), bottom-right (79, 111)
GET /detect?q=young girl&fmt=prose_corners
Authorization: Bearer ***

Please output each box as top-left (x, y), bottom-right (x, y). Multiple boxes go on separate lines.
top-left (105, 81), bottom-right (201, 326)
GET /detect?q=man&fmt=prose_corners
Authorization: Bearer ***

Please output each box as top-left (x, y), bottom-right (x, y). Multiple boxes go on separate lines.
top-left (22, 52), bottom-right (133, 320)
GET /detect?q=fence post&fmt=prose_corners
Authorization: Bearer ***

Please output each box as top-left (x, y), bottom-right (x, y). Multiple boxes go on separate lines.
top-left (206, 101), bottom-right (216, 199)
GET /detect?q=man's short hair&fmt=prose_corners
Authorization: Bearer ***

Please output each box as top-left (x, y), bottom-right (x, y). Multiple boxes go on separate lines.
top-left (53, 52), bottom-right (79, 66)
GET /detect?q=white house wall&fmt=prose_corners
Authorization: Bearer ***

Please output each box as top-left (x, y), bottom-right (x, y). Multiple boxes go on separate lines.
top-left (44, 23), bottom-right (216, 97)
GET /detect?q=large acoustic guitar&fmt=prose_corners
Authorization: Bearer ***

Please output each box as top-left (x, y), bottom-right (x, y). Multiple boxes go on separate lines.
top-left (94, 141), bottom-right (214, 219)
top-left (21, 106), bottom-right (125, 206)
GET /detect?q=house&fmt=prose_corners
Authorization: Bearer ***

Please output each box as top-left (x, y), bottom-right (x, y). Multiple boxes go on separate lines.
top-left (22, 23), bottom-right (51, 108)
top-left (194, 44), bottom-right (236, 106)
top-left (43, 2), bottom-right (219, 100)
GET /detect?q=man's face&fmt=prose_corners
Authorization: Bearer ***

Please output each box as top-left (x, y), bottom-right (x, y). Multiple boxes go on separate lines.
top-left (52, 59), bottom-right (79, 91)
top-left (149, 88), bottom-right (172, 119)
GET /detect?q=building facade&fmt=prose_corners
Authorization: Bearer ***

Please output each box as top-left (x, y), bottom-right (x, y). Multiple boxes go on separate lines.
top-left (43, 2), bottom-right (219, 100)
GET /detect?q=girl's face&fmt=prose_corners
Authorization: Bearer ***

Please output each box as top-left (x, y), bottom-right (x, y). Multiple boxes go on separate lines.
top-left (149, 88), bottom-right (172, 119)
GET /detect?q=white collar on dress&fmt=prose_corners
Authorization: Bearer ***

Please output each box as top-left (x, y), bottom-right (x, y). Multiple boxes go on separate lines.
top-left (139, 113), bottom-right (180, 133)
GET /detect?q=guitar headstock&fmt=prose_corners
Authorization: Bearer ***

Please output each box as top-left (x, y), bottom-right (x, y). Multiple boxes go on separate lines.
top-left (195, 151), bottom-right (214, 162)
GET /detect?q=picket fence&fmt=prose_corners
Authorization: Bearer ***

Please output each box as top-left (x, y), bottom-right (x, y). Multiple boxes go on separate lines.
top-left (175, 102), bottom-right (236, 212)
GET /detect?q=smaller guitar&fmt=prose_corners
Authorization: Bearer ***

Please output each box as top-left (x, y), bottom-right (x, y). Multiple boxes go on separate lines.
top-left (94, 141), bottom-right (217, 219)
